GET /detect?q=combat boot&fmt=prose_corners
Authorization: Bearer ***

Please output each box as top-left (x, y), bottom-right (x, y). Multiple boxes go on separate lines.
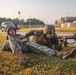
top-left (62, 48), bottom-right (76, 59)
top-left (18, 51), bottom-right (30, 66)
top-left (57, 48), bottom-right (76, 59)
top-left (56, 52), bottom-right (64, 58)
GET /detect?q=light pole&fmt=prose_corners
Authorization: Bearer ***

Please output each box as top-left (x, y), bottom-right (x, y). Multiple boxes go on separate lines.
top-left (29, 14), bottom-right (31, 28)
top-left (18, 11), bottom-right (20, 25)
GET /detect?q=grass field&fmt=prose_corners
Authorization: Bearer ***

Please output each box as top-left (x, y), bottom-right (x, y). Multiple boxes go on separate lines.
top-left (0, 27), bottom-right (76, 75)
top-left (18, 27), bottom-right (76, 34)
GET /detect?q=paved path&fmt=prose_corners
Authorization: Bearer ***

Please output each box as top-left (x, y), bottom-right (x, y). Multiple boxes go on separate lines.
top-left (0, 31), bottom-right (76, 45)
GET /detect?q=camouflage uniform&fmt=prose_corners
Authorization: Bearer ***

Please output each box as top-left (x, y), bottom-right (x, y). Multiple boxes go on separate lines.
top-left (2, 35), bottom-right (57, 56)
top-left (2, 35), bottom-right (76, 59)
top-left (2, 27), bottom-right (76, 61)
top-left (2, 26), bottom-right (57, 56)
top-left (2, 27), bottom-right (30, 66)
top-left (25, 26), bottom-right (62, 51)
top-left (2, 35), bottom-right (30, 53)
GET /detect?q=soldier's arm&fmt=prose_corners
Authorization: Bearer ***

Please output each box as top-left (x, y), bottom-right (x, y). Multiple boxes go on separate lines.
top-left (2, 40), bottom-right (10, 51)
top-left (8, 37), bottom-right (22, 53)
top-left (53, 37), bottom-right (62, 51)
top-left (17, 34), bottom-right (25, 39)
top-left (25, 30), bottom-right (37, 38)
top-left (50, 34), bottom-right (62, 51)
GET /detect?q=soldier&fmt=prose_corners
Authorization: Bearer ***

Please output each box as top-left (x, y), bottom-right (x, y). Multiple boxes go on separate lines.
top-left (25, 25), bottom-right (62, 51)
top-left (2, 27), bottom-right (30, 66)
top-left (2, 27), bottom-right (76, 66)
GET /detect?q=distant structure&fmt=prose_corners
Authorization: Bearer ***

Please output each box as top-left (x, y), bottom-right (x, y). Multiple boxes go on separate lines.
top-left (55, 16), bottom-right (76, 27)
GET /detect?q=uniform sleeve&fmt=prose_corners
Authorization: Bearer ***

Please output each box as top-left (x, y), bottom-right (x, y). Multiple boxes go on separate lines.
top-left (8, 37), bottom-right (22, 53)
top-left (52, 36), bottom-right (62, 51)
top-left (37, 35), bottom-right (49, 46)
top-left (25, 30), bottom-right (36, 38)
top-left (2, 40), bottom-right (10, 51)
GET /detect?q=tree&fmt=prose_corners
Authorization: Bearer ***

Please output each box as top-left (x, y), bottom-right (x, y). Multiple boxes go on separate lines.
top-left (25, 18), bottom-right (45, 25)
top-left (0, 17), bottom-right (6, 24)
top-left (0, 17), bottom-right (45, 26)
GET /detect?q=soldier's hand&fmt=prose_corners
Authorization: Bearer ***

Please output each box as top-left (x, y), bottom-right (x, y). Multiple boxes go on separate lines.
top-left (29, 35), bottom-right (36, 43)
top-left (58, 39), bottom-right (63, 45)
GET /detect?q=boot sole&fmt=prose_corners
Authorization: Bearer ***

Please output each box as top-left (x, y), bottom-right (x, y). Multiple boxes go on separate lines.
top-left (62, 48), bottom-right (76, 59)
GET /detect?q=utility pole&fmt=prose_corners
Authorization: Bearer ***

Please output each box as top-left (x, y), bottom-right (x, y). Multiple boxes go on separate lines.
top-left (29, 14), bottom-right (31, 28)
top-left (18, 11), bottom-right (20, 25)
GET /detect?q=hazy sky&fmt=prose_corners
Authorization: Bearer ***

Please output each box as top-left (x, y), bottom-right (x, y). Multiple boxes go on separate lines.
top-left (0, 0), bottom-right (76, 24)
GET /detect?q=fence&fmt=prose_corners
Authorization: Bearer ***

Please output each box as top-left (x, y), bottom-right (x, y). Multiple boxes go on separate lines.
top-left (20, 24), bottom-right (45, 28)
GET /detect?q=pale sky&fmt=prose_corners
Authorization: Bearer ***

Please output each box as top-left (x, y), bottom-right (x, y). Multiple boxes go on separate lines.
top-left (0, 0), bottom-right (76, 24)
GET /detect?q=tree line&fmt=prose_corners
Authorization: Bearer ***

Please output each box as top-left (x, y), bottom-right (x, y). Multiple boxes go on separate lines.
top-left (0, 17), bottom-right (45, 25)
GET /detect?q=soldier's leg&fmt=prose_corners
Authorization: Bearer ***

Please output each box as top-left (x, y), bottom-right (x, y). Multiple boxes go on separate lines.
top-left (26, 42), bottom-right (76, 59)
top-left (8, 38), bottom-right (29, 66)
top-left (57, 48), bottom-right (76, 59)
top-left (26, 42), bottom-right (57, 56)
top-left (62, 48), bottom-right (76, 59)
top-left (22, 41), bottom-right (31, 53)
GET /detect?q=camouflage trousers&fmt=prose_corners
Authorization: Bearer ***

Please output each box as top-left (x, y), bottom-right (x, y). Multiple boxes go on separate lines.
top-left (26, 42), bottom-right (57, 56)
top-left (3, 37), bottom-right (57, 56)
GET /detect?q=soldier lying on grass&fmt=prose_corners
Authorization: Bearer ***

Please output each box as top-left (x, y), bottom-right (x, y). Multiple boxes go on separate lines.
top-left (25, 25), bottom-right (62, 51)
top-left (2, 27), bottom-right (76, 66)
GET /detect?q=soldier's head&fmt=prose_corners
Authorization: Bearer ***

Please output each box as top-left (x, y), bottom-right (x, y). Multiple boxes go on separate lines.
top-left (44, 25), bottom-right (55, 39)
top-left (7, 27), bottom-right (16, 36)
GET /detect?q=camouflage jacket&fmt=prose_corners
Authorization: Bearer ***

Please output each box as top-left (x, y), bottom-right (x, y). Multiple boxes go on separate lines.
top-left (25, 30), bottom-right (62, 51)
top-left (2, 34), bottom-right (57, 56)
top-left (2, 34), bottom-right (29, 53)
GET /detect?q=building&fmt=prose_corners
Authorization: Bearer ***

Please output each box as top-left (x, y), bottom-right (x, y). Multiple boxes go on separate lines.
top-left (55, 16), bottom-right (76, 27)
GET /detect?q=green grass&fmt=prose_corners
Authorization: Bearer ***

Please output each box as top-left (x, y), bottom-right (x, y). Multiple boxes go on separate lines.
top-left (0, 28), bottom-right (76, 75)
top-left (18, 28), bottom-right (44, 32)
top-left (56, 27), bottom-right (76, 34)
top-left (18, 27), bottom-right (76, 34)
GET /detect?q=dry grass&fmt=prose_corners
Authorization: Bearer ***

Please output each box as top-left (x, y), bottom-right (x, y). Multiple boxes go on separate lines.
top-left (0, 28), bottom-right (76, 75)
top-left (18, 27), bottom-right (76, 34)
top-left (56, 27), bottom-right (76, 34)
